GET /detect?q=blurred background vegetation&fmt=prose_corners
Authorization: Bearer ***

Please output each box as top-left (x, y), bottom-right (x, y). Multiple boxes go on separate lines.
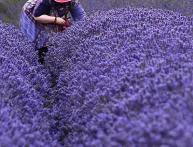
top-left (0, 0), bottom-right (193, 25)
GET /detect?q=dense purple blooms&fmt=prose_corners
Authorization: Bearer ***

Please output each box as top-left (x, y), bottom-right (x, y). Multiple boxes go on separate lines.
top-left (47, 7), bottom-right (193, 146)
top-left (1, 6), bottom-right (193, 146)
top-left (81, 0), bottom-right (193, 17)
top-left (0, 21), bottom-right (60, 146)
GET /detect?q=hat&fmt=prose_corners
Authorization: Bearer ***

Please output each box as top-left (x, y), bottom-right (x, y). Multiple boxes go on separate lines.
top-left (54, 0), bottom-right (71, 3)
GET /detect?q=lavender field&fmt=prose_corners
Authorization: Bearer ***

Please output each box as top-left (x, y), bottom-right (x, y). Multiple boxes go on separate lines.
top-left (0, 0), bottom-right (193, 24)
top-left (1, 1), bottom-right (193, 147)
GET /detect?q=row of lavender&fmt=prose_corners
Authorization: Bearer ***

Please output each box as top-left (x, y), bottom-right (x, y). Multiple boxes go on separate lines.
top-left (47, 7), bottom-right (193, 146)
top-left (0, 21), bottom-right (61, 146)
top-left (0, 0), bottom-right (193, 25)
top-left (1, 6), bottom-right (193, 146)
top-left (82, 0), bottom-right (193, 16)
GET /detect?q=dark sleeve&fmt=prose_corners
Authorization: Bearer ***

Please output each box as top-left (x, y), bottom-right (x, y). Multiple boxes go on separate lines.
top-left (70, 2), bottom-right (86, 21)
top-left (33, 0), bottom-right (51, 17)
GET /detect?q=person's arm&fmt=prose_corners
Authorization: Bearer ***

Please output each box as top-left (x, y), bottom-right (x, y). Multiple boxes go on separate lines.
top-left (34, 15), bottom-right (66, 25)
top-left (34, 15), bottom-right (55, 24)
top-left (33, 0), bottom-right (66, 25)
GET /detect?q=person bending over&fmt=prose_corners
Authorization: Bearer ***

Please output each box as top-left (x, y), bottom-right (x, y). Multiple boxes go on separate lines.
top-left (20, 0), bottom-right (86, 64)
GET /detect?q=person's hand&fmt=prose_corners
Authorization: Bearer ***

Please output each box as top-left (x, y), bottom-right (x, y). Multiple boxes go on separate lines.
top-left (64, 19), bottom-right (71, 27)
top-left (55, 17), bottom-right (66, 25)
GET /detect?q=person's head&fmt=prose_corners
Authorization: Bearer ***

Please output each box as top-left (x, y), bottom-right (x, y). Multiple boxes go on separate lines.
top-left (53, 0), bottom-right (71, 8)
top-left (53, 0), bottom-right (71, 9)
top-left (54, 0), bottom-right (71, 3)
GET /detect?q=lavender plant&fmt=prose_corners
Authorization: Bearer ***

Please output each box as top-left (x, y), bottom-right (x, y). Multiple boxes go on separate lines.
top-left (1, 5), bottom-right (193, 147)
top-left (0, 21), bottom-right (60, 146)
top-left (47, 7), bottom-right (193, 146)
top-left (0, 0), bottom-right (193, 25)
